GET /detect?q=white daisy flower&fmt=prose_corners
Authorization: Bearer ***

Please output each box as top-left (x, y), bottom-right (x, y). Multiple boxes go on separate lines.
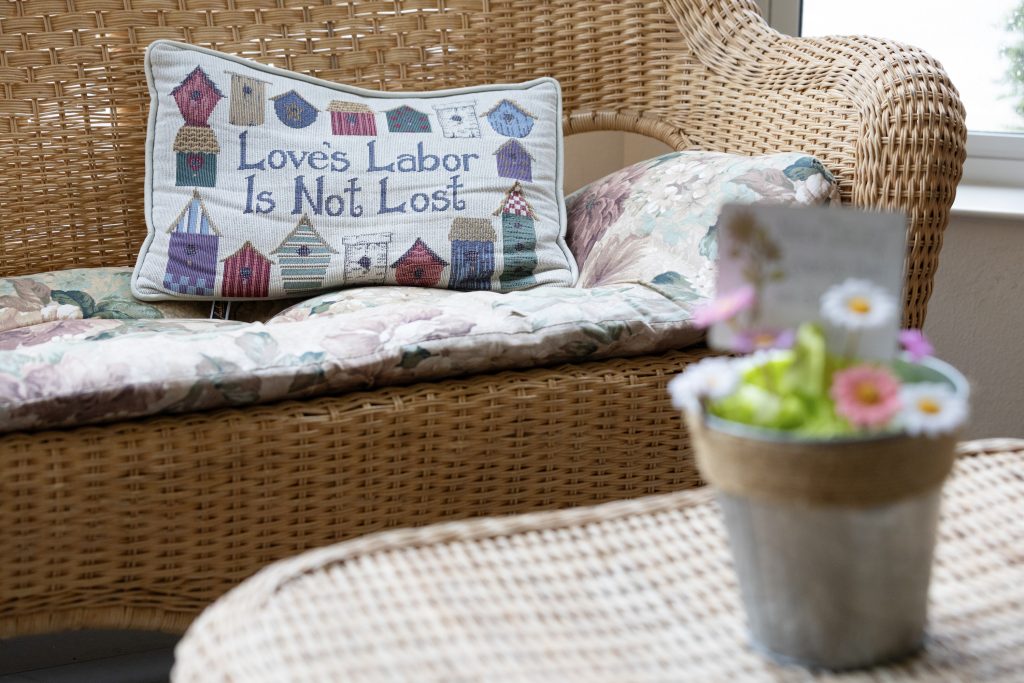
top-left (820, 278), bottom-right (897, 330)
top-left (667, 357), bottom-right (741, 414)
top-left (898, 383), bottom-right (969, 437)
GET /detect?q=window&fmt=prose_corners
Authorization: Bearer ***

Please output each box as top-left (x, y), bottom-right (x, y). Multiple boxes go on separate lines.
top-left (763, 0), bottom-right (1024, 189)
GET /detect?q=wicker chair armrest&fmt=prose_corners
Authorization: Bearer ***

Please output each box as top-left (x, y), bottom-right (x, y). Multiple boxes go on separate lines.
top-left (665, 0), bottom-right (967, 327)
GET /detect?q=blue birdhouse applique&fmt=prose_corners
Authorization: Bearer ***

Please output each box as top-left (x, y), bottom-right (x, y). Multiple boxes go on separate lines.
top-left (270, 90), bottom-right (319, 129)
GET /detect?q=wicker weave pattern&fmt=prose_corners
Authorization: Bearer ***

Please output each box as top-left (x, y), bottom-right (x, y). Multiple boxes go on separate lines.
top-left (0, 0), bottom-right (967, 640)
top-left (0, 0), bottom-right (965, 326)
top-left (0, 348), bottom-right (706, 637)
top-left (172, 442), bottom-right (1024, 682)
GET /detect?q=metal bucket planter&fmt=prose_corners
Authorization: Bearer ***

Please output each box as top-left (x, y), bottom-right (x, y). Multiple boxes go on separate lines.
top-left (688, 357), bottom-right (968, 670)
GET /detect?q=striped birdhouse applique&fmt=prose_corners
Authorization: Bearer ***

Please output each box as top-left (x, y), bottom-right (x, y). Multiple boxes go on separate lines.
top-left (494, 182), bottom-right (538, 291)
top-left (163, 190), bottom-right (221, 296)
top-left (484, 100), bottom-right (535, 138)
top-left (494, 139), bottom-right (533, 182)
top-left (226, 72), bottom-right (270, 126)
top-left (328, 101), bottom-right (377, 136)
top-left (342, 233), bottom-right (392, 285)
top-left (385, 105), bottom-right (431, 133)
top-left (433, 103), bottom-right (480, 138)
top-left (220, 241), bottom-right (272, 298)
top-left (271, 215), bottom-right (338, 292)
top-left (271, 90), bottom-right (319, 129)
top-left (391, 239), bottom-right (448, 287)
top-left (171, 67), bottom-right (224, 127)
top-left (448, 217), bottom-right (497, 291)
top-left (173, 126), bottom-right (220, 187)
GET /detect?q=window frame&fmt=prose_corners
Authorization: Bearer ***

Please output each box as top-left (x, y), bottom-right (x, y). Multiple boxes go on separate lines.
top-left (762, 0), bottom-right (1024, 190)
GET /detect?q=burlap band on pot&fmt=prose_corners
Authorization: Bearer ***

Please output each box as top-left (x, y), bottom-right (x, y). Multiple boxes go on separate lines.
top-left (688, 416), bottom-right (959, 507)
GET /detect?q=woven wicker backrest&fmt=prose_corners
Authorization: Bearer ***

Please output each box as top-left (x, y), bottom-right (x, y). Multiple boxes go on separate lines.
top-left (0, 0), bottom-right (964, 325)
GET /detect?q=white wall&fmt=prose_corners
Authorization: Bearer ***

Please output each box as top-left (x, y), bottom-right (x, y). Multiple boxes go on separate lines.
top-left (564, 132), bottom-right (1022, 439)
top-left (926, 215), bottom-right (1024, 438)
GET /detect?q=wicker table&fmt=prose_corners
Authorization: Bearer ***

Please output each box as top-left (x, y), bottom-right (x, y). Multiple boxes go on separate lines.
top-left (173, 440), bottom-right (1024, 682)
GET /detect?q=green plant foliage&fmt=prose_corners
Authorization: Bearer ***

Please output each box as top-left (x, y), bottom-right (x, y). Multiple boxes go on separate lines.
top-left (1004, 2), bottom-right (1024, 123)
top-left (707, 323), bottom-right (858, 437)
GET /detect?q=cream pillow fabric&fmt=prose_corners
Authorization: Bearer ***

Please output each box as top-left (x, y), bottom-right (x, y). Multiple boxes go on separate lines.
top-left (132, 40), bottom-right (576, 300)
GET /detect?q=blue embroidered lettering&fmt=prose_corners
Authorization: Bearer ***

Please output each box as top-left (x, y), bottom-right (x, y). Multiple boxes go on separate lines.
top-left (268, 150), bottom-right (288, 170)
top-left (378, 176), bottom-right (406, 214)
top-left (308, 150), bottom-right (329, 171)
top-left (409, 192), bottom-right (430, 213)
top-left (331, 150), bottom-right (351, 172)
top-left (367, 140), bottom-right (395, 172)
top-left (293, 174), bottom-right (323, 215)
top-left (238, 131), bottom-right (266, 171)
top-left (345, 178), bottom-right (364, 217)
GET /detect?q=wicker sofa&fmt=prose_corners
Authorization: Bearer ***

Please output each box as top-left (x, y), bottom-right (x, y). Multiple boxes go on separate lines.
top-left (0, 0), bottom-right (965, 637)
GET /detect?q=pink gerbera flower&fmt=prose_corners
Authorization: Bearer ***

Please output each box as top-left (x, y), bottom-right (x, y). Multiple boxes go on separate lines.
top-left (830, 365), bottom-right (902, 429)
top-left (899, 329), bottom-right (934, 361)
top-left (692, 285), bottom-right (756, 329)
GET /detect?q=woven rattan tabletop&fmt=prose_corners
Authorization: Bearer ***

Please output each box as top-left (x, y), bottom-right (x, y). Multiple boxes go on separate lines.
top-left (173, 439), bottom-right (1024, 682)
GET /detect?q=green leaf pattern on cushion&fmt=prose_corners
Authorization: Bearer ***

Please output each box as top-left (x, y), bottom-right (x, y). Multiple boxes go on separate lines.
top-left (0, 267), bottom-right (211, 334)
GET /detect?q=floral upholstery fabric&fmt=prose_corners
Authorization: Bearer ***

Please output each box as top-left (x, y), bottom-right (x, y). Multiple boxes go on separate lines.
top-left (0, 268), bottom-right (211, 334)
top-left (0, 283), bottom-right (702, 433)
top-left (567, 152), bottom-right (839, 293)
top-left (0, 151), bottom-right (839, 434)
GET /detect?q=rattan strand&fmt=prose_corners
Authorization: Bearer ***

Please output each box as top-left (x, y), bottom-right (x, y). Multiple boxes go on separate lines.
top-left (172, 442), bottom-right (1024, 682)
top-left (0, 348), bottom-right (706, 637)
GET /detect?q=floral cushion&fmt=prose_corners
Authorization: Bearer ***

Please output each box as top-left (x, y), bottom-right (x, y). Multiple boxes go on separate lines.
top-left (0, 150), bottom-right (839, 434)
top-left (0, 268), bottom-right (211, 334)
top-left (0, 283), bottom-right (702, 433)
top-left (0, 267), bottom-right (304, 335)
top-left (566, 151), bottom-right (839, 293)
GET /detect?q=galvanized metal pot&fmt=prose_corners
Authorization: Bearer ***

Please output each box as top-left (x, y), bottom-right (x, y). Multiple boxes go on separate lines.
top-left (689, 357), bottom-right (968, 670)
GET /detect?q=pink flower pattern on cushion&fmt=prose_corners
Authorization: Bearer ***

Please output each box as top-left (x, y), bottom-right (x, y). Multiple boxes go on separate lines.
top-left (566, 163), bottom-right (648, 267)
top-left (566, 151), bottom-right (840, 295)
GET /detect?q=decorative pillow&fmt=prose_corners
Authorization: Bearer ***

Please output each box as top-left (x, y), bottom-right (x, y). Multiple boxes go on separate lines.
top-left (0, 267), bottom-right (211, 334)
top-left (566, 151), bottom-right (840, 293)
top-left (132, 40), bottom-right (576, 301)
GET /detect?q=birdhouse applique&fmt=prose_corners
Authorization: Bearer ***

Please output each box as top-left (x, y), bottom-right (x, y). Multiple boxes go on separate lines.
top-left (173, 126), bottom-right (220, 187)
top-left (484, 99), bottom-right (535, 138)
top-left (494, 139), bottom-right (533, 182)
top-left (221, 241), bottom-right (273, 298)
top-left (494, 182), bottom-right (538, 291)
top-left (171, 66), bottom-right (224, 127)
top-left (342, 233), bottom-right (392, 285)
top-left (226, 72), bottom-right (270, 126)
top-left (433, 103), bottom-right (481, 138)
top-left (448, 217), bottom-right (497, 291)
top-left (163, 190), bottom-right (221, 297)
top-left (270, 90), bottom-right (319, 129)
top-left (328, 101), bottom-right (378, 136)
top-left (271, 215), bottom-right (338, 292)
top-left (391, 239), bottom-right (449, 287)
top-left (385, 105), bottom-right (432, 133)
